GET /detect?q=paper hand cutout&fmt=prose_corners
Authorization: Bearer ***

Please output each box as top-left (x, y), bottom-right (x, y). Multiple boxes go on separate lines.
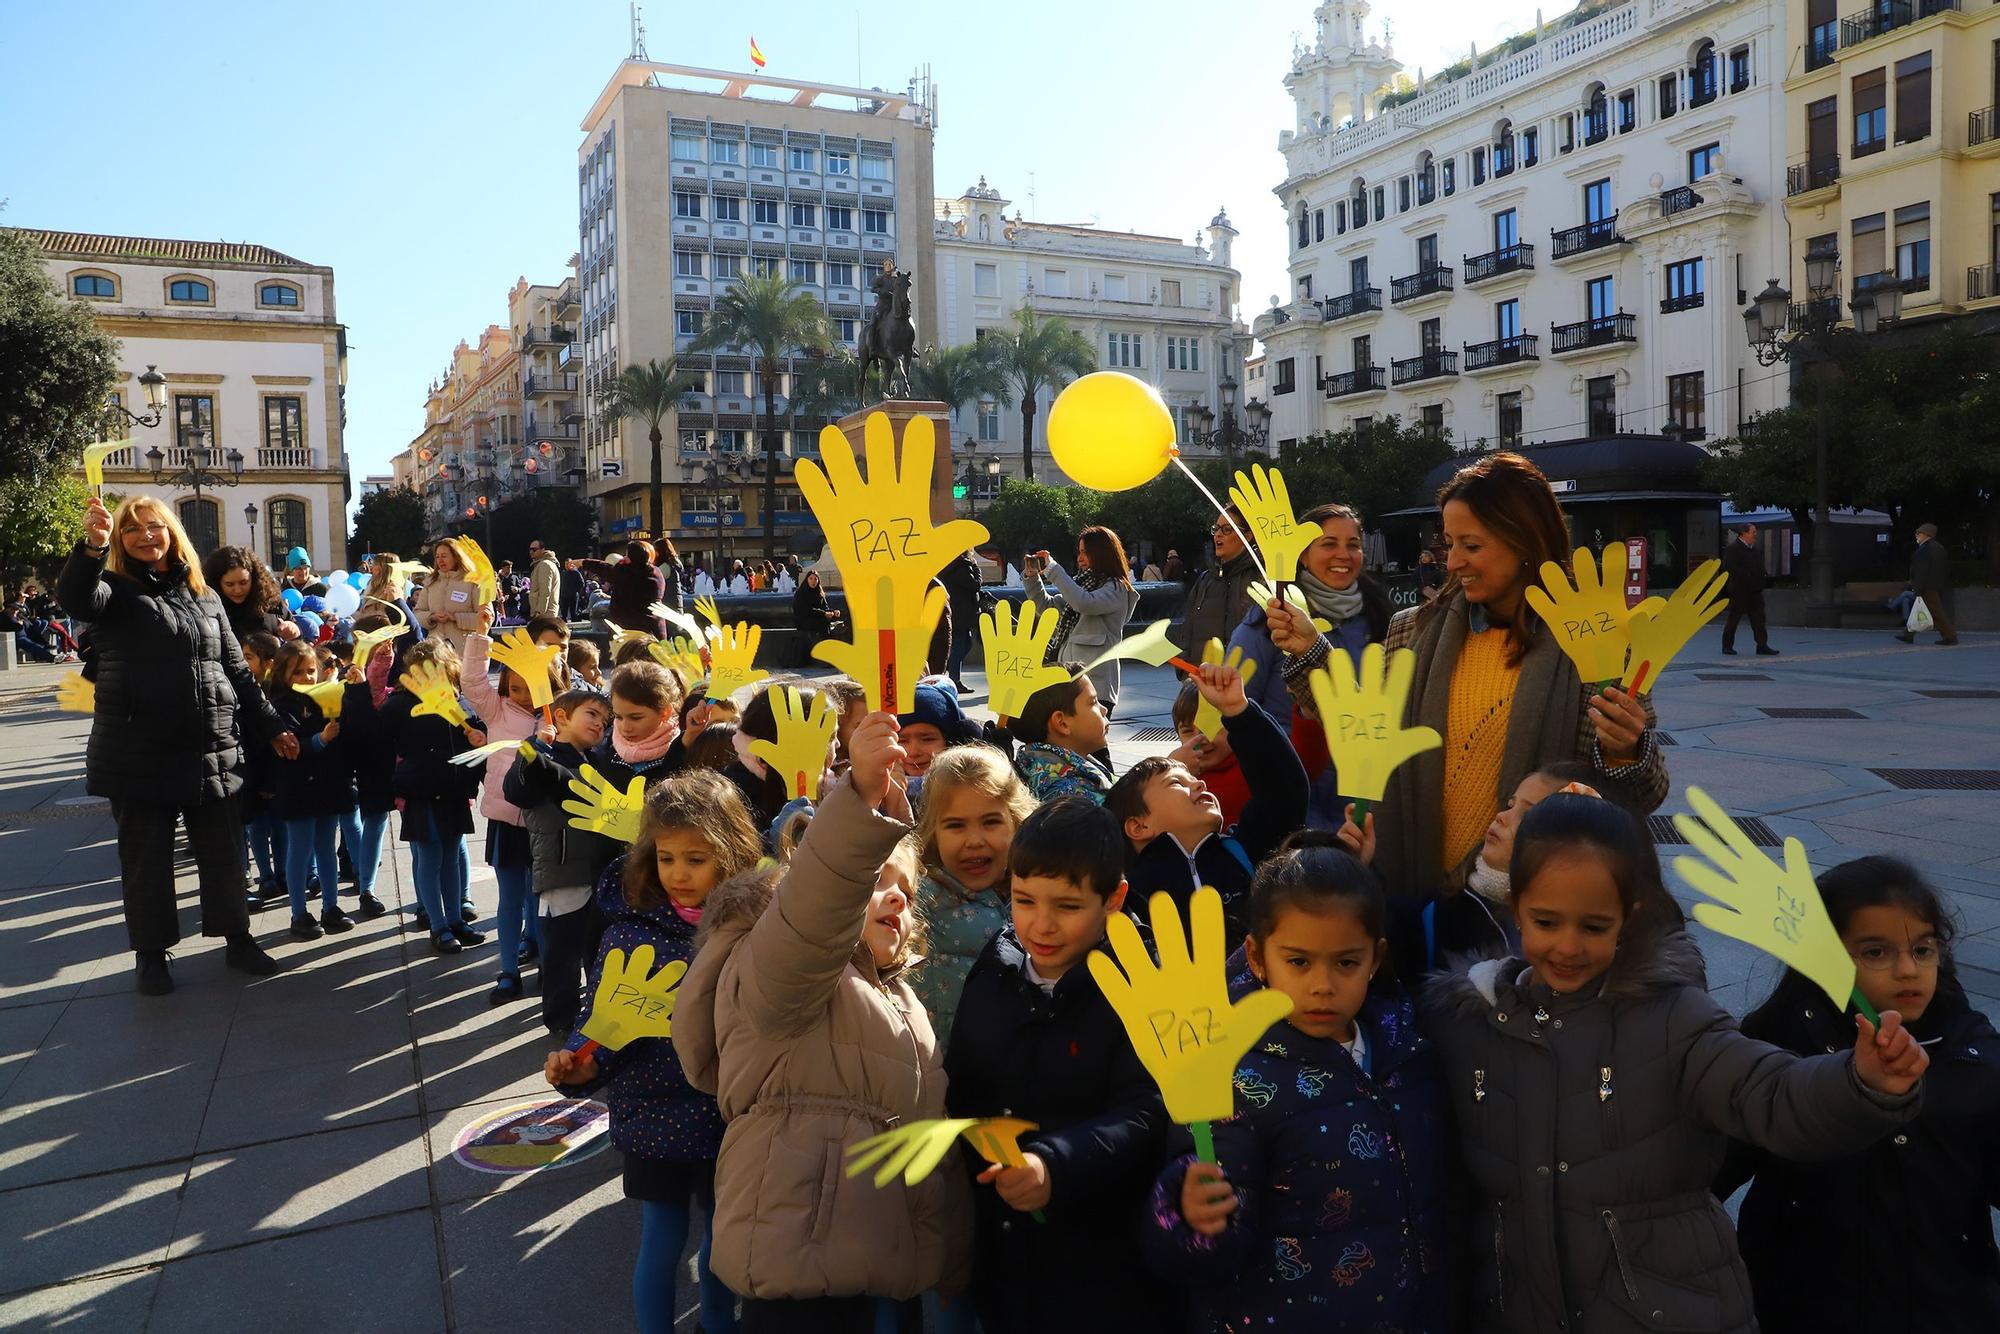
top-left (81, 439), bottom-right (130, 492)
top-left (575, 945), bottom-right (689, 1062)
top-left (693, 595), bottom-right (724, 630)
top-left (1089, 885), bottom-right (1295, 1137)
top-left (1228, 464), bottom-right (1318, 583)
top-left (1078, 618), bottom-right (1185, 676)
top-left (748, 686), bottom-right (837, 800)
top-left (1306, 643), bottom-right (1442, 810)
top-left (384, 559), bottom-right (431, 589)
top-left (55, 673), bottom-right (95, 713)
top-left (647, 636), bottom-right (709, 683)
top-left (811, 579), bottom-right (950, 715)
top-left (1524, 546), bottom-right (1656, 687)
top-left (449, 737), bottom-right (525, 767)
top-left (562, 764), bottom-right (647, 843)
top-left (299, 678), bottom-right (348, 721)
top-left (705, 622), bottom-right (769, 701)
top-left (1621, 558), bottom-right (1728, 693)
top-left (1192, 639), bottom-right (1257, 741)
top-left (489, 628), bottom-right (562, 710)
top-left (796, 412), bottom-right (988, 712)
top-left (650, 602), bottom-right (708, 644)
top-left (457, 536), bottom-right (500, 605)
top-left (352, 609), bottom-right (409, 666)
top-left (1672, 786), bottom-right (1866, 1020)
top-left (401, 663), bottom-right (468, 726)
top-left (1249, 581), bottom-right (1333, 634)
top-left (980, 601), bottom-right (1072, 720)
top-left (844, 1117), bottom-right (1042, 1189)
top-left (602, 621), bottom-right (654, 661)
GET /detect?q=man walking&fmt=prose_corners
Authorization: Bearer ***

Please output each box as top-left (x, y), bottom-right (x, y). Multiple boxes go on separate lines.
top-left (528, 541), bottom-right (561, 621)
top-left (1177, 506), bottom-right (1259, 655)
top-left (1720, 523), bottom-right (1778, 656)
top-left (1896, 522), bottom-right (1958, 646)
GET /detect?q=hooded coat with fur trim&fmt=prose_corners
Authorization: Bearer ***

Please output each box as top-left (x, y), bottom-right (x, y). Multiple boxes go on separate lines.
top-left (672, 776), bottom-right (972, 1302)
top-left (1422, 930), bottom-right (1919, 1334)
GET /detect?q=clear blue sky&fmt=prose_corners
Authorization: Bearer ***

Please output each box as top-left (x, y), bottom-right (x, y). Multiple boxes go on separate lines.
top-left (2, 0), bottom-right (1539, 509)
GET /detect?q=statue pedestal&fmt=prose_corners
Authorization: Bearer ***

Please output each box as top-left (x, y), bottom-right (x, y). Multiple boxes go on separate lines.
top-left (835, 400), bottom-right (956, 528)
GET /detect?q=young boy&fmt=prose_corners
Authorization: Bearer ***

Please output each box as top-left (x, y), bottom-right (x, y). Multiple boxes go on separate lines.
top-left (897, 681), bottom-right (974, 801)
top-left (1010, 668), bottom-right (1113, 804)
top-left (1169, 676), bottom-right (1247, 827)
top-left (1106, 662), bottom-right (1306, 938)
top-left (945, 797), bottom-right (1169, 1334)
top-left (503, 685), bottom-right (617, 1036)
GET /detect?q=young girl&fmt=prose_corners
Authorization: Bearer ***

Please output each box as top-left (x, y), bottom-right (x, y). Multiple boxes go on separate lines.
top-left (566, 637), bottom-right (603, 688)
top-left (545, 771), bottom-right (761, 1334)
top-left (266, 641), bottom-right (361, 941)
top-left (332, 613), bottom-right (395, 921)
top-left (910, 744), bottom-right (1034, 1048)
top-left (590, 662), bottom-right (683, 793)
top-left (239, 631), bottom-right (288, 906)
top-left (382, 638), bottom-right (487, 953)
top-left (1145, 834), bottom-right (1450, 1332)
top-left (1425, 793), bottom-right (1930, 1333)
top-left (720, 684), bottom-right (801, 836)
top-left (463, 626), bottom-right (557, 1003)
top-left (674, 711), bottom-right (969, 1332)
top-left (1719, 856), bottom-right (2000, 1334)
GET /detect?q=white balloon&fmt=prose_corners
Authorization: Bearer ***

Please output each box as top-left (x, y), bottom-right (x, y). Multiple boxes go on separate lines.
top-left (326, 569), bottom-right (349, 587)
top-left (325, 583), bottom-right (362, 617)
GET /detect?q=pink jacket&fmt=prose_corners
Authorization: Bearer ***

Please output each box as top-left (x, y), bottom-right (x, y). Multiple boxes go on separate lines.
top-left (460, 633), bottom-right (536, 826)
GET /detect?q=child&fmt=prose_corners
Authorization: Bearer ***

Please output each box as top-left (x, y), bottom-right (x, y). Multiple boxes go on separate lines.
top-left (1145, 835), bottom-right (1450, 1333)
top-left (682, 722), bottom-right (737, 773)
top-left (381, 638), bottom-right (488, 953)
top-left (896, 682), bottom-right (974, 796)
top-left (910, 744), bottom-right (1035, 1048)
top-left (1719, 856), bottom-right (2000, 1334)
top-left (944, 796), bottom-right (1168, 1334)
top-left (612, 632), bottom-right (659, 667)
top-left (1108, 662), bottom-right (1307, 939)
top-left (721, 684), bottom-right (807, 836)
top-left (1011, 668), bottom-right (1113, 804)
top-left (592, 662), bottom-right (683, 793)
top-left (1169, 676), bottom-right (1246, 827)
top-left (507, 687), bottom-right (617, 1037)
top-left (331, 630), bottom-right (393, 922)
top-left (266, 641), bottom-right (360, 940)
top-left (674, 710), bottom-right (970, 1331)
top-left (1424, 793), bottom-right (1929, 1333)
top-left (818, 676), bottom-right (866, 765)
top-left (545, 771), bottom-right (760, 1334)
top-left (464, 628), bottom-right (561, 1003)
top-left (566, 637), bottom-right (602, 688)
top-left (239, 631), bottom-right (288, 906)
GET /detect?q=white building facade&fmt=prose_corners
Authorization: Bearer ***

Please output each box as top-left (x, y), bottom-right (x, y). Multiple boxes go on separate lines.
top-left (1256, 0), bottom-right (1789, 452)
top-left (933, 179), bottom-right (1249, 488)
top-left (19, 229), bottom-right (351, 569)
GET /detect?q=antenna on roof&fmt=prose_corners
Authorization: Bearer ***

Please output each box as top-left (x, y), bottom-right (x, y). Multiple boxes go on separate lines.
top-left (630, 2), bottom-right (657, 85)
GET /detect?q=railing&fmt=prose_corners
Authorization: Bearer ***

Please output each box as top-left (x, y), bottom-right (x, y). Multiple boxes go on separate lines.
top-left (1787, 156), bottom-right (1841, 195)
top-left (1324, 367), bottom-right (1386, 397)
top-left (90, 443), bottom-right (136, 470)
top-left (558, 401), bottom-right (585, 425)
top-left (1551, 313), bottom-right (1637, 353)
top-left (1390, 267), bottom-right (1453, 303)
top-left (1971, 265), bottom-right (1996, 302)
top-left (1972, 106), bottom-right (1997, 148)
top-left (1415, 175), bottom-right (1436, 204)
top-left (1321, 288), bottom-right (1383, 322)
top-left (1841, 0), bottom-right (1956, 47)
top-left (1583, 114), bottom-right (1609, 146)
top-left (530, 424), bottom-right (581, 443)
top-left (526, 372), bottom-right (578, 396)
top-left (521, 325), bottom-right (574, 348)
top-left (1464, 243), bottom-right (1534, 284)
top-left (256, 445), bottom-right (313, 468)
top-left (1464, 334), bottom-right (1538, 371)
top-left (1391, 351), bottom-right (1458, 384)
top-left (1789, 297), bottom-right (1842, 328)
top-left (1807, 23), bottom-right (1838, 70)
top-left (1660, 185), bottom-right (1703, 216)
top-left (1661, 291), bottom-right (1706, 313)
top-left (1551, 218), bottom-right (1623, 259)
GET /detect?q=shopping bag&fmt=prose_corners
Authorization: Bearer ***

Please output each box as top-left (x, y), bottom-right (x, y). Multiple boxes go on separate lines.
top-left (1907, 597), bottom-right (1934, 634)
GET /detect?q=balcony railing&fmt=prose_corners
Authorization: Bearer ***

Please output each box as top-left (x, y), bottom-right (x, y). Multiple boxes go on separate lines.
top-left (1787, 156), bottom-right (1841, 195)
top-left (1972, 106), bottom-right (1997, 148)
top-left (520, 325), bottom-right (574, 348)
top-left (1660, 185), bottom-right (1703, 216)
top-left (1552, 313), bottom-right (1637, 353)
top-left (1464, 243), bottom-right (1534, 284)
top-left (1841, 0), bottom-right (1956, 47)
top-left (1390, 267), bottom-right (1453, 303)
top-left (90, 443), bottom-right (137, 470)
top-left (1971, 264), bottom-right (1996, 302)
top-left (1391, 351), bottom-right (1458, 385)
top-left (1324, 366), bottom-right (1386, 398)
top-left (558, 401), bottom-right (585, 426)
top-left (1583, 115), bottom-right (1609, 146)
top-left (525, 372), bottom-right (579, 396)
top-left (256, 445), bottom-right (313, 468)
top-left (1660, 291), bottom-right (1706, 313)
top-left (1464, 334), bottom-right (1538, 371)
top-left (1807, 23), bottom-right (1839, 70)
top-left (1789, 297), bottom-right (1842, 328)
top-left (1321, 288), bottom-right (1384, 322)
top-left (1551, 218), bottom-right (1623, 260)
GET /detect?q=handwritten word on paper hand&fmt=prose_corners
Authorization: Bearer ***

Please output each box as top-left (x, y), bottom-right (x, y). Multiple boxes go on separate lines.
top-left (1192, 639), bottom-right (1257, 741)
top-left (749, 686), bottom-right (838, 800)
top-left (1523, 545), bottom-right (1664, 688)
top-left (1622, 557), bottom-right (1728, 693)
top-left (488, 628), bottom-right (563, 710)
top-left (576, 945), bottom-right (688, 1060)
top-left (1306, 643), bottom-right (1442, 806)
top-left (704, 622), bottom-right (769, 701)
top-left (1227, 464), bottom-right (1318, 583)
top-left (561, 764), bottom-right (647, 843)
top-left (980, 601), bottom-right (1072, 719)
top-left (401, 663), bottom-right (468, 726)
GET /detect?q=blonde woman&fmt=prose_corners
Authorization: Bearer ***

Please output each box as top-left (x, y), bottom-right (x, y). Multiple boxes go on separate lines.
top-left (59, 495), bottom-right (296, 995)
top-left (410, 536), bottom-right (487, 654)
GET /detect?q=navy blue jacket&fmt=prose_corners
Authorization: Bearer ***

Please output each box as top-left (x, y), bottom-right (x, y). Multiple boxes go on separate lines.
top-left (1143, 975), bottom-right (1453, 1333)
top-left (503, 739), bottom-right (622, 896)
top-left (268, 685), bottom-right (359, 820)
top-left (562, 859), bottom-right (726, 1163)
top-left (944, 925), bottom-right (1170, 1333)
top-left (1124, 697), bottom-right (1308, 940)
top-left (379, 686), bottom-right (484, 841)
top-left (335, 682), bottom-right (396, 814)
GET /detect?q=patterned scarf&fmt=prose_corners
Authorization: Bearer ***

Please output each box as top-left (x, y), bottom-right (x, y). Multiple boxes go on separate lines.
top-left (1045, 566), bottom-right (1103, 665)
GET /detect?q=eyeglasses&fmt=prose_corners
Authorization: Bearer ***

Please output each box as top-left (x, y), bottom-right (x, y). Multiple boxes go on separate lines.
top-left (1849, 939), bottom-right (1943, 971)
top-left (121, 523), bottom-right (169, 538)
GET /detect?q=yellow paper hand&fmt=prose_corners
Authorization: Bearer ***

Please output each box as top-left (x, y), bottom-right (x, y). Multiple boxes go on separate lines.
top-left (401, 663), bottom-right (468, 726)
top-left (1306, 643), bottom-right (1442, 811)
top-left (1672, 786), bottom-right (1863, 1018)
top-left (1088, 885), bottom-right (1295, 1138)
top-left (1621, 558), bottom-right (1728, 693)
top-left (809, 578), bottom-right (949, 715)
top-left (602, 621), bottom-right (654, 661)
top-left (749, 687), bottom-right (838, 800)
top-left (457, 536), bottom-right (500, 605)
top-left (979, 600), bottom-right (1072, 720)
top-left (650, 602), bottom-right (706, 643)
top-left (561, 764), bottom-right (647, 842)
top-left (1524, 546), bottom-right (1645, 687)
top-left (448, 736), bottom-right (524, 767)
top-left (693, 595), bottom-right (724, 630)
top-left (705, 622), bottom-right (769, 701)
top-left (1227, 464), bottom-right (1318, 583)
top-left (1077, 619), bottom-right (1184, 676)
top-left (960, 1117), bottom-right (1038, 1170)
top-left (489, 628), bottom-right (562, 709)
top-left (352, 613), bottom-right (408, 666)
top-left (1248, 581), bottom-right (1333, 633)
top-left (299, 677), bottom-right (348, 720)
top-left (576, 946), bottom-right (689, 1059)
top-left (54, 673), bottom-right (95, 714)
top-left (385, 559), bottom-right (431, 588)
top-left (845, 1119), bottom-right (980, 1188)
top-left (647, 636), bottom-right (708, 683)
top-left (81, 439), bottom-right (130, 492)
top-left (1192, 639), bottom-right (1258, 741)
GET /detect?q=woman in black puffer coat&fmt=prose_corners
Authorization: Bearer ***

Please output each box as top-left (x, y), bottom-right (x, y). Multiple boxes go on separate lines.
top-left (58, 496), bottom-right (294, 995)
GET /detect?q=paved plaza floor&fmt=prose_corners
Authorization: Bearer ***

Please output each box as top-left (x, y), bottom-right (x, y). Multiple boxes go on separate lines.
top-left (1, 624), bottom-right (1995, 1330)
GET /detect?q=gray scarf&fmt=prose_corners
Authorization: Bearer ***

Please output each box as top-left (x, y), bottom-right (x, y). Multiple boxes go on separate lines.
top-left (1294, 567), bottom-right (1366, 626)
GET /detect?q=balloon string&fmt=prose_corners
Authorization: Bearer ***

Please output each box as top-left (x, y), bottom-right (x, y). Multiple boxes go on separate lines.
top-left (1172, 457), bottom-right (1270, 586)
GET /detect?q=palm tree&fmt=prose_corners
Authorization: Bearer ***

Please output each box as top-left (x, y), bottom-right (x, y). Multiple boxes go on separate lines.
top-left (908, 341), bottom-right (1012, 432)
top-left (987, 306), bottom-right (1096, 481)
top-left (690, 271), bottom-right (833, 555)
top-left (595, 357), bottom-right (701, 542)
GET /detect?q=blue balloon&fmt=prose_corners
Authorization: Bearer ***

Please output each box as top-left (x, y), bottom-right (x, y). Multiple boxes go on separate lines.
top-left (281, 586), bottom-right (304, 612)
top-left (300, 595), bottom-right (327, 615)
top-left (349, 571), bottom-right (368, 590)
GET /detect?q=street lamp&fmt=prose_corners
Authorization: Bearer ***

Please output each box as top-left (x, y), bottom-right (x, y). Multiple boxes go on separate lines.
top-left (1182, 372), bottom-right (1271, 465)
top-left (145, 433), bottom-right (245, 527)
top-left (106, 365), bottom-right (169, 431)
top-left (244, 502), bottom-right (260, 559)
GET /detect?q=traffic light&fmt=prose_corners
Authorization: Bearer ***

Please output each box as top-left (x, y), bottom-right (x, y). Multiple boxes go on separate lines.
top-left (952, 483), bottom-right (969, 499)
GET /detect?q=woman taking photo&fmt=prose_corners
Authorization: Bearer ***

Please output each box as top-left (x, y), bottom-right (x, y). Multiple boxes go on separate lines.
top-left (411, 537), bottom-right (489, 655)
top-left (202, 545), bottom-right (297, 645)
top-left (59, 496), bottom-right (295, 995)
top-left (1034, 524), bottom-right (1140, 715)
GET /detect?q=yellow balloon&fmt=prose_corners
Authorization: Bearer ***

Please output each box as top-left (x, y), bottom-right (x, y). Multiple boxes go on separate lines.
top-left (1047, 371), bottom-right (1175, 492)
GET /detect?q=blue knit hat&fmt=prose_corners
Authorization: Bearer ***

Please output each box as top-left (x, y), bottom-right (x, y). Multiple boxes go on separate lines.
top-left (898, 682), bottom-right (973, 741)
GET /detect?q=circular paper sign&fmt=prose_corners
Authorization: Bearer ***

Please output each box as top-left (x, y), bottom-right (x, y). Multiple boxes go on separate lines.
top-left (451, 1096), bottom-right (610, 1175)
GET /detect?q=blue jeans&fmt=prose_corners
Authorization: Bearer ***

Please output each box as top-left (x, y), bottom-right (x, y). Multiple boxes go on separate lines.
top-left (246, 805), bottom-right (286, 886)
top-left (636, 1196), bottom-right (735, 1334)
top-left (283, 815), bottom-right (341, 919)
top-left (409, 835), bottom-right (467, 932)
top-left (340, 809), bottom-right (389, 899)
top-left (493, 859), bottom-right (540, 979)
top-left (947, 622), bottom-right (972, 683)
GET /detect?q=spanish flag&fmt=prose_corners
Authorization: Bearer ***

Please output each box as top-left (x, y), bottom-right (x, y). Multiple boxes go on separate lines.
top-left (749, 36), bottom-right (767, 68)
